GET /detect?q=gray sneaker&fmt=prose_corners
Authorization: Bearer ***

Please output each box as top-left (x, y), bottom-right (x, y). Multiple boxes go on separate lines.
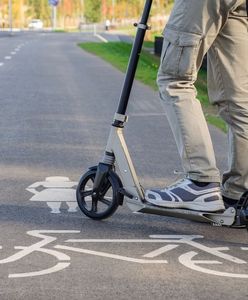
top-left (145, 178), bottom-right (225, 212)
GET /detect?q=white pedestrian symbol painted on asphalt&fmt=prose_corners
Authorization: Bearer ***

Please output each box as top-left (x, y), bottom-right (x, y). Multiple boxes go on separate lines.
top-left (26, 177), bottom-right (78, 214)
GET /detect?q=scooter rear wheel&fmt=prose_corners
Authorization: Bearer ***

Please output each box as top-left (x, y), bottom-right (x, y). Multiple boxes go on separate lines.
top-left (76, 169), bottom-right (123, 220)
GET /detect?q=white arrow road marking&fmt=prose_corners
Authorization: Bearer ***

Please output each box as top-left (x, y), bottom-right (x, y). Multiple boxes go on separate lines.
top-left (9, 262), bottom-right (70, 278)
top-left (55, 245), bottom-right (168, 264)
top-left (179, 251), bottom-right (248, 278)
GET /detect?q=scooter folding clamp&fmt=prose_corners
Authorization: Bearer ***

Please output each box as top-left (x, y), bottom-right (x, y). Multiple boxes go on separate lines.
top-left (133, 22), bottom-right (151, 30)
top-left (114, 113), bottom-right (128, 123)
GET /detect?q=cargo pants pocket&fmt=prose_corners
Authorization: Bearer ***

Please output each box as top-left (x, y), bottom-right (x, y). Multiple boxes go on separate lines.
top-left (160, 28), bottom-right (202, 79)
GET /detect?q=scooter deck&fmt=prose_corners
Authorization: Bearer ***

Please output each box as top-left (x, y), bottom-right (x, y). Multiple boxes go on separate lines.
top-left (129, 201), bottom-right (236, 226)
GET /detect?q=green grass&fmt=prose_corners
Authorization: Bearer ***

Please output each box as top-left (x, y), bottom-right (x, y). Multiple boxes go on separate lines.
top-left (206, 115), bottom-right (227, 132)
top-left (79, 42), bottom-right (227, 132)
top-left (143, 40), bottom-right (155, 48)
top-left (54, 29), bottom-right (66, 33)
top-left (54, 28), bottom-right (80, 33)
top-left (79, 42), bottom-right (159, 89)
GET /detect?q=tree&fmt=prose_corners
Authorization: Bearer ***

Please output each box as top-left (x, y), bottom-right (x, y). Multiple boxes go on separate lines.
top-left (26, 0), bottom-right (50, 25)
top-left (84, 0), bottom-right (101, 23)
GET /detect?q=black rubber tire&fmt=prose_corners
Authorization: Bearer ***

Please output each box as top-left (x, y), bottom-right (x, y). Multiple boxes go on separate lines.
top-left (76, 169), bottom-right (123, 220)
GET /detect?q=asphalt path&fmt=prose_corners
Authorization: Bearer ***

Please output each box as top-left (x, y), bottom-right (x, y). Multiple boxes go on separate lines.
top-left (0, 31), bottom-right (247, 300)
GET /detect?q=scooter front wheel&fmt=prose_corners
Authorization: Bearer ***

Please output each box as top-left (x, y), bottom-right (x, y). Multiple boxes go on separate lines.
top-left (76, 168), bottom-right (123, 220)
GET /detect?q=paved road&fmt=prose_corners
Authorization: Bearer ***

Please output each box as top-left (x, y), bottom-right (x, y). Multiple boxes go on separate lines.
top-left (0, 31), bottom-right (247, 300)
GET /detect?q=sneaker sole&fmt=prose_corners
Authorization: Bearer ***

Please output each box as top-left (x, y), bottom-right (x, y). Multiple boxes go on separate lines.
top-left (147, 199), bottom-right (225, 212)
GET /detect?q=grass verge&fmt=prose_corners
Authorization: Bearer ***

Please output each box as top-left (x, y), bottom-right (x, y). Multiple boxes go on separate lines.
top-left (79, 41), bottom-right (226, 132)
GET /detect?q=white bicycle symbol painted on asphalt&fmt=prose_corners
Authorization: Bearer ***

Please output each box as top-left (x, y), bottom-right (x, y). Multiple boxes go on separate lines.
top-left (0, 230), bottom-right (247, 279)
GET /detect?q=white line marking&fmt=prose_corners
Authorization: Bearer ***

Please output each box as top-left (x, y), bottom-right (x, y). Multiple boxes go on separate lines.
top-left (4, 56), bottom-right (11, 60)
top-left (11, 52), bottom-right (16, 55)
top-left (55, 245), bottom-right (168, 264)
top-left (66, 239), bottom-right (180, 243)
top-left (179, 251), bottom-right (248, 278)
top-left (94, 34), bottom-right (108, 43)
top-left (150, 235), bottom-right (246, 264)
top-left (0, 230), bottom-right (79, 264)
top-left (15, 246), bottom-right (71, 261)
top-left (143, 245), bottom-right (179, 258)
top-left (9, 262), bottom-right (70, 278)
top-left (192, 260), bottom-right (222, 264)
top-left (0, 63), bottom-right (4, 66)
top-left (241, 248), bottom-right (248, 250)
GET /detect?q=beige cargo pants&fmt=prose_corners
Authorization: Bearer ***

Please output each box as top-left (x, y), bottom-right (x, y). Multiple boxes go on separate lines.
top-left (157, 0), bottom-right (248, 200)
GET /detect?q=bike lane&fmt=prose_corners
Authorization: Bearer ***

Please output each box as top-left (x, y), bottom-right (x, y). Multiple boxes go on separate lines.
top-left (0, 228), bottom-right (247, 299)
top-left (0, 32), bottom-right (247, 300)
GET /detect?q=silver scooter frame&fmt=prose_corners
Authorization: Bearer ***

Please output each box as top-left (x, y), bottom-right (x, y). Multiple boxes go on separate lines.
top-left (103, 113), bottom-right (236, 227)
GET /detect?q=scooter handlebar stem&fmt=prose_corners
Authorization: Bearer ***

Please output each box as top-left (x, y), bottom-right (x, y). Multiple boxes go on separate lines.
top-left (115, 0), bottom-right (153, 121)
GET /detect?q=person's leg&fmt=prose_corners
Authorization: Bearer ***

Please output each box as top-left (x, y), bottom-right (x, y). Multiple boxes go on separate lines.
top-left (208, 1), bottom-right (248, 201)
top-left (145, 0), bottom-right (242, 210)
top-left (156, 0), bottom-right (237, 183)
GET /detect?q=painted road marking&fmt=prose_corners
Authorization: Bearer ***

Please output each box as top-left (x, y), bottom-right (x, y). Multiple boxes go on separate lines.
top-left (4, 56), bottom-right (11, 60)
top-left (9, 262), bottom-right (71, 278)
top-left (26, 177), bottom-right (78, 214)
top-left (150, 235), bottom-right (246, 264)
top-left (0, 63), bottom-right (4, 66)
top-left (95, 34), bottom-right (108, 43)
top-left (178, 251), bottom-right (248, 278)
top-left (11, 51), bottom-right (16, 55)
top-left (0, 230), bottom-right (75, 264)
top-left (65, 236), bottom-right (248, 265)
top-left (65, 239), bottom-right (187, 243)
top-left (0, 232), bottom-right (247, 278)
top-left (143, 244), bottom-right (179, 258)
top-left (55, 245), bottom-right (167, 264)
top-left (0, 230), bottom-right (79, 278)
top-left (60, 236), bottom-right (248, 278)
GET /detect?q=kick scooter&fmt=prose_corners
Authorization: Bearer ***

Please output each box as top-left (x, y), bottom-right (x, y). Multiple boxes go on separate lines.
top-left (76, 0), bottom-right (248, 229)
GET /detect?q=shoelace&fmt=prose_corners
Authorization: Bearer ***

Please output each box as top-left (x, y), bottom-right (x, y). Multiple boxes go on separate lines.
top-left (163, 177), bottom-right (188, 191)
top-left (160, 170), bottom-right (187, 191)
